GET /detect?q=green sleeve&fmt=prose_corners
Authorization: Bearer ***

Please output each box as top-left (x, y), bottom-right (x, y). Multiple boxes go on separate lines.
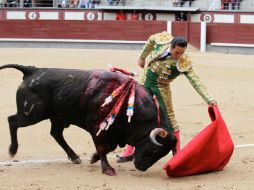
top-left (139, 34), bottom-right (156, 59)
top-left (184, 68), bottom-right (214, 104)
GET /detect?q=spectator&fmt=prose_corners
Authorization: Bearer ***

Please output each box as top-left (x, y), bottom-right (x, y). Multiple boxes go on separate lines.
top-left (172, 0), bottom-right (180, 7)
top-left (58, 0), bottom-right (69, 8)
top-left (107, 0), bottom-right (125, 6)
top-left (130, 11), bottom-right (139, 20)
top-left (115, 10), bottom-right (126, 20)
top-left (232, 0), bottom-right (240, 10)
top-left (180, 0), bottom-right (194, 7)
top-left (23, 0), bottom-right (32, 7)
top-left (176, 12), bottom-right (188, 21)
top-left (7, 0), bottom-right (17, 7)
top-left (92, 0), bottom-right (100, 8)
top-left (90, 0), bottom-right (95, 8)
top-left (107, 0), bottom-right (113, 5)
top-left (0, 0), bottom-right (7, 7)
top-left (115, 0), bottom-right (125, 6)
top-left (221, 0), bottom-right (230, 10)
top-left (69, 0), bottom-right (78, 8)
top-left (78, 0), bottom-right (90, 8)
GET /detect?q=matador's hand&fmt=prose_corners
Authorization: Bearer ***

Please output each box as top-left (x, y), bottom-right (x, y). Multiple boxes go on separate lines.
top-left (209, 100), bottom-right (217, 107)
top-left (138, 57), bottom-right (146, 68)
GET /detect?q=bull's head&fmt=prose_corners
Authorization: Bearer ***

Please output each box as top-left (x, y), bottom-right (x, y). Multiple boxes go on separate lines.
top-left (134, 128), bottom-right (177, 171)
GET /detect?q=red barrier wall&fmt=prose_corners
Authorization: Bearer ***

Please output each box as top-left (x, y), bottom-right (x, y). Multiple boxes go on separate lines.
top-left (172, 22), bottom-right (201, 48)
top-left (0, 20), bottom-right (166, 41)
top-left (206, 23), bottom-right (254, 44)
top-left (0, 20), bottom-right (253, 49)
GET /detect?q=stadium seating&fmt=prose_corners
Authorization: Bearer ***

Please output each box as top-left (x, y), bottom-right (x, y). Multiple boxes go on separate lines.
top-left (98, 0), bottom-right (253, 11)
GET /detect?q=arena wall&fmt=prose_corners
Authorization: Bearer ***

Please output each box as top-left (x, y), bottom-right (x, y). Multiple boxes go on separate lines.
top-left (0, 8), bottom-right (253, 53)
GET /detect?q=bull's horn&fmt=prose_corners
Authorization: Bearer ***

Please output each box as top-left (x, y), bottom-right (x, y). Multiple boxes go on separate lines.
top-left (150, 128), bottom-right (168, 146)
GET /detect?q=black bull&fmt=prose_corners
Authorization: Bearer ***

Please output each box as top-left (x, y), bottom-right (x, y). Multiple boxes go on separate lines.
top-left (0, 64), bottom-right (176, 175)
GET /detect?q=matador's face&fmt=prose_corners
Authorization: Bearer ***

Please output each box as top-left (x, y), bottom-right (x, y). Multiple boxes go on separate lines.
top-left (170, 45), bottom-right (186, 60)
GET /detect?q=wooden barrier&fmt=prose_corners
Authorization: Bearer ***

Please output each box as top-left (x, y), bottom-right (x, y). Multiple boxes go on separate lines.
top-left (0, 19), bottom-right (253, 49)
top-left (0, 20), bottom-right (166, 41)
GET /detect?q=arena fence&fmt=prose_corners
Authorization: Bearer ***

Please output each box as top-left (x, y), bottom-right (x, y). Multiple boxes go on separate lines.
top-left (0, 20), bottom-right (253, 54)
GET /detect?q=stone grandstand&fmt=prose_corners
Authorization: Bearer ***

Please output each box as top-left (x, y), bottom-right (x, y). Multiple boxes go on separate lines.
top-left (3, 0), bottom-right (254, 11)
top-left (98, 0), bottom-right (254, 11)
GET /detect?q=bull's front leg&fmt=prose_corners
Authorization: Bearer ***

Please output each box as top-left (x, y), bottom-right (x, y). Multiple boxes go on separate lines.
top-left (100, 155), bottom-right (116, 176)
top-left (91, 141), bottom-right (118, 176)
top-left (90, 152), bottom-right (100, 164)
top-left (90, 152), bottom-right (116, 176)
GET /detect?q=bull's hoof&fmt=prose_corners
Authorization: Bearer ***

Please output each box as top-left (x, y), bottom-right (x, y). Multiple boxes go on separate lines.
top-left (71, 157), bottom-right (82, 164)
top-left (103, 168), bottom-right (116, 176)
top-left (9, 144), bottom-right (18, 158)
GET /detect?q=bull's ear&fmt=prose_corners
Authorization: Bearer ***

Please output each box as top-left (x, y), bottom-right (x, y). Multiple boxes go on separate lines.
top-left (150, 128), bottom-right (168, 146)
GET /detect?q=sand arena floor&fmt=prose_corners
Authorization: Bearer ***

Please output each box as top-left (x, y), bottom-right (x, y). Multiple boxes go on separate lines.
top-left (0, 48), bottom-right (254, 190)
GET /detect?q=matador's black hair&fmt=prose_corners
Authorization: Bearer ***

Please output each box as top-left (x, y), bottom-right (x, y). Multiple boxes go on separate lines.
top-left (171, 36), bottom-right (188, 48)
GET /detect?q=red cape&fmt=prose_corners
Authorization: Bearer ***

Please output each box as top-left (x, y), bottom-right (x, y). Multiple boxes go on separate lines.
top-left (163, 105), bottom-right (234, 177)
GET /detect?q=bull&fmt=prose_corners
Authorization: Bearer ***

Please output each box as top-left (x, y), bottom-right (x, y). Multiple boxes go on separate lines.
top-left (0, 64), bottom-right (176, 176)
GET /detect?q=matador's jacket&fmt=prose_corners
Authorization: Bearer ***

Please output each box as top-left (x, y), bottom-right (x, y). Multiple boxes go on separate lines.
top-left (139, 31), bottom-right (214, 132)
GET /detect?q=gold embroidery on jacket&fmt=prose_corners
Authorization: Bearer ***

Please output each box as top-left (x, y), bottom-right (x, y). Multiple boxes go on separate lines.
top-left (177, 54), bottom-right (192, 72)
top-left (140, 31), bottom-right (173, 65)
top-left (155, 31), bottom-right (174, 45)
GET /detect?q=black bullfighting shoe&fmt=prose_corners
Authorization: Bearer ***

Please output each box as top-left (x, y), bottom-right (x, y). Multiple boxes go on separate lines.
top-left (116, 154), bottom-right (134, 163)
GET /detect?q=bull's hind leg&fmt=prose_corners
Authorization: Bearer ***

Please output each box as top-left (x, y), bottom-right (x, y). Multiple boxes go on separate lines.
top-left (8, 115), bottom-right (19, 157)
top-left (8, 114), bottom-right (44, 157)
top-left (50, 118), bottom-right (81, 164)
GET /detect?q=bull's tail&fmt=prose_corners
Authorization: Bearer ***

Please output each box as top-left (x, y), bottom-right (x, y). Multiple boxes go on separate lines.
top-left (0, 64), bottom-right (37, 78)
